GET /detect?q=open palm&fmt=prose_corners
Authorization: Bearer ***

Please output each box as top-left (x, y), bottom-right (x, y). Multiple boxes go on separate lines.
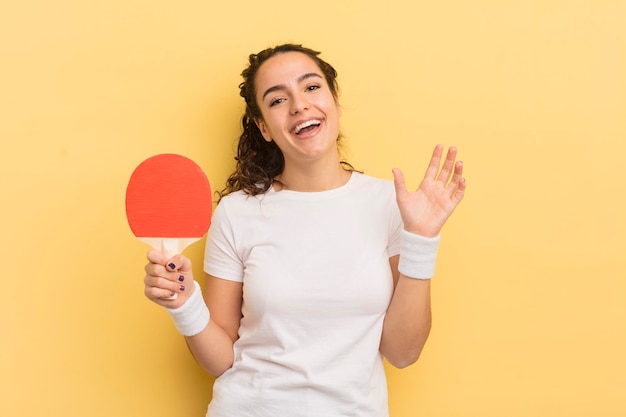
top-left (393, 145), bottom-right (466, 238)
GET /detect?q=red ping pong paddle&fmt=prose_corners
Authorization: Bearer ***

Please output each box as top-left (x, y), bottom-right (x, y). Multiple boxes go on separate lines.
top-left (125, 154), bottom-right (212, 300)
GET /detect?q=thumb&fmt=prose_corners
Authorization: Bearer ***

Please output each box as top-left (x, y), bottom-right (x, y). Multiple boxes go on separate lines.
top-left (147, 249), bottom-right (169, 265)
top-left (166, 253), bottom-right (193, 273)
top-left (392, 168), bottom-right (408, 198)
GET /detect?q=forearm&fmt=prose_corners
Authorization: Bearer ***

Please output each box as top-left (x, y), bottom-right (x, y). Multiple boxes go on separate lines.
top-left (185, 320), bottom-right (235, 377)
top-left (165, 280), bottom-right (237, 377)
top-left (380, 276), bottom-right (432, 368)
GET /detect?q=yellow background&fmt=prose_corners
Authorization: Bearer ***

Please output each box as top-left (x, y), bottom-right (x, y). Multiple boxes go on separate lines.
top-left (1, 1), bottom-right (625, 416)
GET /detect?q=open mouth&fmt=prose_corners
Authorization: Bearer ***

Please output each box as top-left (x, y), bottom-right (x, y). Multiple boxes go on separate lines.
top-left (293, 119), bottom-right (321, 135)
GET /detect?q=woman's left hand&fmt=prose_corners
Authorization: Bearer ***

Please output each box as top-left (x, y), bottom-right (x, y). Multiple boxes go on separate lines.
top-left (393, 144), bottom-right (466, 237)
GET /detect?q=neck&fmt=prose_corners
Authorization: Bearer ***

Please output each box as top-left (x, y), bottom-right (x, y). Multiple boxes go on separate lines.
top-left (275, 158), bottom-right (351, 192)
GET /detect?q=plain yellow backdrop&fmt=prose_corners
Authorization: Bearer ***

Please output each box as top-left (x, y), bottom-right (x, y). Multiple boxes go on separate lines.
top-left (1, 1), bottom-right (625, 416)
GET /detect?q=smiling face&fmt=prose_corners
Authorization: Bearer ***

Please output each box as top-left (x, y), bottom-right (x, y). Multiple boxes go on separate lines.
top-left (254, 51), bottom-right (342, 168)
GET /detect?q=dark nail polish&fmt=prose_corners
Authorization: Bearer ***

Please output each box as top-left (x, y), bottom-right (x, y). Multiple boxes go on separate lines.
top-left (168, 263), bottom-right (176, 270)
top-left (179, 285), bottom-right (185, 291)
top-left (178, 275), bottom-right (185, 282)
top-left (169, 291), bottom-right (176, 297)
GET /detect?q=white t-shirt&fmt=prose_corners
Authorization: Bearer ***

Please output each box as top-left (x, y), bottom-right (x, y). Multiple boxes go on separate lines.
top-left (204, 172), bottom-right (403, 417)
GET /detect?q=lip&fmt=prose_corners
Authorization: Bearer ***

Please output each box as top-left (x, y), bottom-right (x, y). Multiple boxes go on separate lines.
top-left (291, 118), bottom-right (323, 137)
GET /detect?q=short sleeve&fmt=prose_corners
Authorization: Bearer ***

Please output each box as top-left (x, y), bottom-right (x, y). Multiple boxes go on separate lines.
top-left (203, 199), bottom-right (244, 282)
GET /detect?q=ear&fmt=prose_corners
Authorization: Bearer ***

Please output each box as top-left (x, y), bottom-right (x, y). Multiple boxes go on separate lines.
top-left (254, 118), bottom-right (273, 142)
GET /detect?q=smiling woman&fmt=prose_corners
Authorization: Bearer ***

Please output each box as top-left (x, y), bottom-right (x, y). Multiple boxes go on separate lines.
top-left (253, 51), bottom-right (347, 190)
top-left (141, 43), bottom-right (466, 417)
top-left (225, 44), bottom-right (353, 196)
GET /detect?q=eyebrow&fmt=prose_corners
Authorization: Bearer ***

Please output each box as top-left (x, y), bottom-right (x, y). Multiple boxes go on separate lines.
top-left (261, 72), bottom-right (323, 101)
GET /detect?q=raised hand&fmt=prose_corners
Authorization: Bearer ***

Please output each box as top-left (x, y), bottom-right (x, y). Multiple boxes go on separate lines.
top-left (392, 144), bottom-right (466, 237)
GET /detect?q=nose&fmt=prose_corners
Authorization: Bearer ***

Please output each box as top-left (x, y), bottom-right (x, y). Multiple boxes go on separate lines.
top-left (290, 93), bottom-right (309, 114)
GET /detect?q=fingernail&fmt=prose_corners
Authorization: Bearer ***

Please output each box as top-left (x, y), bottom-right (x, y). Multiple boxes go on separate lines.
top-left (179, 285), bottom-right (185, 291)
top-left (168, 263), bottom-right (176, 270)
top-left (169, 291), bottom-right (176, 297)
top-left (178, 275), bottom-right (185, 282)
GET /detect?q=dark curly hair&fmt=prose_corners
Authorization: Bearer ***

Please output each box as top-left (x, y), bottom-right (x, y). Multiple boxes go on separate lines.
top-left (219, 44), bottom-right (357, 199)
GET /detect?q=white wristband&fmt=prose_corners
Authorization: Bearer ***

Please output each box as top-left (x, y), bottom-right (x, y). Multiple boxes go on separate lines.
top-left (165, 281), bottom-right (210, 336)
top-left (398, 230), bottom-right (440, 279)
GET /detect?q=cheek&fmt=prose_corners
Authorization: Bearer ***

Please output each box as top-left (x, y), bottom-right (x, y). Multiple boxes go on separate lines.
top-left (325, 96), bottom-right (342, 119)
top-left (334, 95), bottom-right (342, 116)
top-left (328, 101), bottom-right (342, 124)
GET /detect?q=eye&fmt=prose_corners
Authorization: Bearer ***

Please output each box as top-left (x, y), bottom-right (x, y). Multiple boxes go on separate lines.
top-left (269, 97), bottom-right (285, 107)
top-left (306, 84), bottom-right (321, 92)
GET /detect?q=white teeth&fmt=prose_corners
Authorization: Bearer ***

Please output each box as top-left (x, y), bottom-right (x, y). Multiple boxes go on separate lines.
top-left (294, 120), bottom-right (321, 134)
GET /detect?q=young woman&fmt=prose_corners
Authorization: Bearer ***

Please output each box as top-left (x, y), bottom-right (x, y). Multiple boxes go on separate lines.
top-left (143, 44), bottom-right (466, 417)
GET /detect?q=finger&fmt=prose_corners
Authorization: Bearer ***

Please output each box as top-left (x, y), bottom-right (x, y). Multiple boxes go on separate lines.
top-left (144, 269), bottom-right (185, 287)
top-left (144, 258), bottom-right (167, 277)
top-left (160, 292), bottom-right (179, 301)
top-left (424, 144), bottom-right (444, 180)
top-left (146, 249), bottom-right (189, 273)
top-left (145, 285), bottom-right (177, 302)
top-left (144, 256), bottom-right (189, 288)
top-left (446, 160), bottom-right (464, 194)
top-left (144, 273), bottom-right (188, 298)
top-left (451, 177), bottom-right (466, 205)
top-left (147, 249), bottom-right (167, 265)
top-left (446, 160), bottom-right (466, 204)
top-left (436, 146), bottom-right (458, 185)
top-left (392, 168), bottom-right (409, 198)
top-left (167, 254), bottom-right (193, 273)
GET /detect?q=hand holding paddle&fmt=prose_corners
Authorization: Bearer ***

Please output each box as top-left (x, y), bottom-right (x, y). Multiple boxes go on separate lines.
top-left (125, 154), bottom-right (212, 300)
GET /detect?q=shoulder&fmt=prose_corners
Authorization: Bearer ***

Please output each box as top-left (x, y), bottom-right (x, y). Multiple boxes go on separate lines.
top-left (349, 172), bottom-right (395, 195)
top-left (216, 190), bottom-right (265, 209)
top-left (212, 191), bottom-right (253, 220)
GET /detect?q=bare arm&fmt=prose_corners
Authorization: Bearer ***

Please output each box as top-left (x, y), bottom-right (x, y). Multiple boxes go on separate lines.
top-left (144, 251), bottom-right (242, 377)
top-left (382, 144), bottom-right (465, 368)
top-left (185, 274), bottom-right (242, 377)
top-left (380, 255), bottom-right (431, 368)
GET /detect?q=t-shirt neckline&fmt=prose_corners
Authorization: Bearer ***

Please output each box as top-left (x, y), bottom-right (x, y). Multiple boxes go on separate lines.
top-left (268, 171), bottom-right (360, 199)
